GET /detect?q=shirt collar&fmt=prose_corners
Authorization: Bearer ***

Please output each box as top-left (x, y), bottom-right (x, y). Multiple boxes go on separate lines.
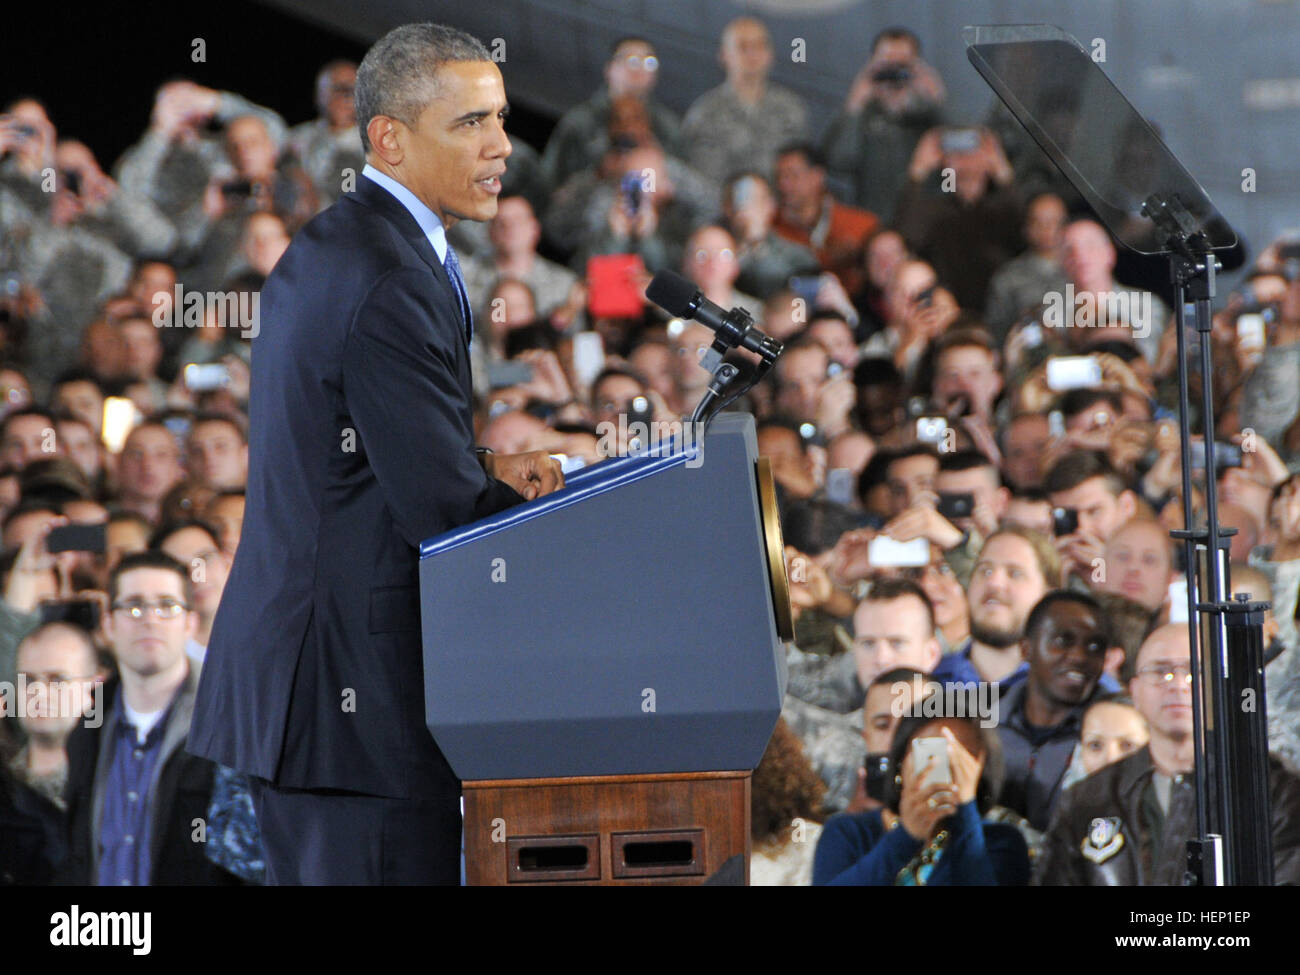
top-left (361, 164), bottom-right (448, 264)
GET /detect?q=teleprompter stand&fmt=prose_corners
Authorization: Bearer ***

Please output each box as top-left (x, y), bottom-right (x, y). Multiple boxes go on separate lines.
top-left (964, 24), bottom-right (1272, 884)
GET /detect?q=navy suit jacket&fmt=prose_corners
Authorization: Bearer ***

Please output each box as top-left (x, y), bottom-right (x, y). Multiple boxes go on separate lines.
top-left (188, 176), bottom-right (524, 799)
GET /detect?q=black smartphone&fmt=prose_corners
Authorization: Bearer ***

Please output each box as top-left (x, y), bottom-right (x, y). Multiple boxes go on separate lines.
top-left (1190, 440), bottom-right (1243, 471)
top-left (46, 522), bottom-right (107, 554)
top-left (937, 492), bottom-right (974, 521)
top-left (864, 753), bottom-right (893, 803)
top-left (1052, 506), bottom-right (1079, 537)
top-left (39, 599), bottom-right (101, 630)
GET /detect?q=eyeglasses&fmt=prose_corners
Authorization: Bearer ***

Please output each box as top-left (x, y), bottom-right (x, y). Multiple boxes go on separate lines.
top-left (1136, 664), bottom-right (1193, 686)
top-left (691, 248), bottom-right (735, 263)
top-left (18, 671), bottom-right (99, 686)
top-left (112, 599), bottom-right (189, 620)
top-left (622, 55), bottom-right (659, 72)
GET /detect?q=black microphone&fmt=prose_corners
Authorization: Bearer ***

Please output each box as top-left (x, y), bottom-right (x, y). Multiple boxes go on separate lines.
top-left (646, 270), bottom-right (783, 363)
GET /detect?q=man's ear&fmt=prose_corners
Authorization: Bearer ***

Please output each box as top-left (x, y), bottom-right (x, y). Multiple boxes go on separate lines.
top-left (1103, 646), bottom-right (1125, 680)
top-left (924, 637), bottom-right (941, 673)
top-left (1118, 489), bottom-right (1137, 523)
top-left (1019, 636), bottom-right (1032, 663)
top-left (366, 116), bottom-right (404, 167)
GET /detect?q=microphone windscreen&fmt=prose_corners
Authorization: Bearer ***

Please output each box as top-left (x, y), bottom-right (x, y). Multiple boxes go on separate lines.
top-left (646, 270), bottom-right (699, 318)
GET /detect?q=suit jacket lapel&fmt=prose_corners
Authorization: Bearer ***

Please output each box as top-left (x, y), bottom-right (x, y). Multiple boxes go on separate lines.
top-left (345, 178), bottom-right (466, 335)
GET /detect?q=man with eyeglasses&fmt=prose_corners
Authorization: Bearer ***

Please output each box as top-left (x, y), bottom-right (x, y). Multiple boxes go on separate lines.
top-left (539, 36), bottom-right (682, 192)
top-left (1035, 623), bottom-right (1300, 884)
top-left (286, 60), bottom-right (365, 206)
top-left (60, 551), bottom-right (236, 884)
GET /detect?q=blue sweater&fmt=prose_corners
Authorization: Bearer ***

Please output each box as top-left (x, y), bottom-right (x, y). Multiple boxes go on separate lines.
top-left (812, 801), bottom-right (1030, 885)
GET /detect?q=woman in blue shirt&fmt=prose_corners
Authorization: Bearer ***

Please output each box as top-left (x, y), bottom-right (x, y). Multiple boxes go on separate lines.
top-left (813, 684), bottom-right (1030, 885)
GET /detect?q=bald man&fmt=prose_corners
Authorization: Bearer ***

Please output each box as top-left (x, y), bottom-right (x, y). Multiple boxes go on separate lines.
top-left (680, 17), bottom-right (809, 185)
top-left (1035, 623), bottom-right (1300, 884)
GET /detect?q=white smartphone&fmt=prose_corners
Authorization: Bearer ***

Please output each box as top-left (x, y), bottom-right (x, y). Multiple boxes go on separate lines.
top-left (571, 331), bottom-right (606, 388)
top-left (1046, 355), bottom-right (1103, 391)
top-left (1167, 578), bottom-right (1190, 623)
top-left (912, 737), bottom-right (952, 787)
top-left (868, 535), bottom-right (930, 567)
top-left (1236, 314), bottom-right (1266, 352)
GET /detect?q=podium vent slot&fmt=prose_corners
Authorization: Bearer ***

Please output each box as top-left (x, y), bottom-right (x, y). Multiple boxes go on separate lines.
top-left (611, 829), bottom-right (706, 878)
top-left (520, 845), bottom-right (588, 871)
top-left (622, 841), bottom-right (693, 866)
top-left (506, 834), bottom-right (601, 882)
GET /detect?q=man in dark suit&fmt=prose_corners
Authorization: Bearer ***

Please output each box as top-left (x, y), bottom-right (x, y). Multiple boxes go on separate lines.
top-left (188, 23), bottom-right (564, 884)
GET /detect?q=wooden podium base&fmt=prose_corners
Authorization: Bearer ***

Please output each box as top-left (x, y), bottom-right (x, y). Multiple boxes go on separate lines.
top-left (463, 771), bottom-right (751, 885)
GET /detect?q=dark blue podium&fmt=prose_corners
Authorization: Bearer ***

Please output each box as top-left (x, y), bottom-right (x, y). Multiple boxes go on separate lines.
top-left (418, 412), bottom-right (791, 883)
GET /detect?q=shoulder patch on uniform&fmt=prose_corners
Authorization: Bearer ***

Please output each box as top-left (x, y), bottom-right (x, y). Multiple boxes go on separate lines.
top-left (1081, 816), bottom-right (1125, 864)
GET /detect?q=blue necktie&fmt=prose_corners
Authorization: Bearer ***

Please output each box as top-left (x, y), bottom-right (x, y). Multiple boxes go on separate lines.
top-left (442, 244), bottom-right (473, 345)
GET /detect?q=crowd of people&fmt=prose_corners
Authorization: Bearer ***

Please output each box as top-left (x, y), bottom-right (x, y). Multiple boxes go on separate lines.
top-left (1, 17), bottom-right (1299, 886)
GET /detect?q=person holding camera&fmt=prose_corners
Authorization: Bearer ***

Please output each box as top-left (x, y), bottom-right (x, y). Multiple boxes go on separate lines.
top-left (820, 27), bottom-right (946, 223)
top-left (812, 681), bottom-right (1029, 885)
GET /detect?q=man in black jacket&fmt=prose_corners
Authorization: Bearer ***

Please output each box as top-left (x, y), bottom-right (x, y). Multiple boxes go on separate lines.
top-left (61, 552), bottom-right (236, 885)
top-left (1035, 623), bottom-right (1300, 884)
top-left (997, 591), bottom-right (1109, 832)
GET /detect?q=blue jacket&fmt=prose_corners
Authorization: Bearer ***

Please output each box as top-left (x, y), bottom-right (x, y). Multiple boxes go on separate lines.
top-left (187, 176), bottom-right (524, 799)
top-left (812, 802), bottom-right (1029, 885)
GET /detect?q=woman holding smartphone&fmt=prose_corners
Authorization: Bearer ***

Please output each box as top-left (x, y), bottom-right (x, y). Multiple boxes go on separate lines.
top-left (812, 685), bottom-right (1030, 885)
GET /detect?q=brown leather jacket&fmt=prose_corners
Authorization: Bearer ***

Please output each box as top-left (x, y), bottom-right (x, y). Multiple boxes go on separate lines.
top-left (1033, 746), bottom-right (1300, 885)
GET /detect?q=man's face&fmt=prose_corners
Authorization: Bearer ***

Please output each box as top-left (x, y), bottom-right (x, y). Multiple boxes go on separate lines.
top-left (863, 678), bottom-right (915, 755)
top-left (1099, 520), bottom-right (1172, 612)
top-left (488, 196), bottom-right (539, 256)
top-left (866, 231), bottom-right (908, 290)
top-left (56, 420), bottom-right (101, 480)
top-left (606, 41), bottom-right (659, 99)
top-left (53, 380), bottom-right (104, 432)
top-left (2, 414), bottom-right (51, 468)
top-left (933, 345), bottom-right (1001, 419)
top-left (885, 261), bottom-right (938, 323)
top-left (671, 324), bottom-right (716, 393)
top-left (756, 426), bottom-right (814, 499)
top-left (856, 381), bottom-right (903, 438)
top-left (885, 454), bottom-right (938, 515)
top-left (1062, 221), bottom-right (1116, 288)
top-left (852, 595), bottom-right (939, 689)
top-left (684, 227), bottom-right (739, 291)
top-left (205, 494), bottom-right (245, 556)
top-left (721, 18), bottom-right (772, 81)
top-left (809, 318), bottom-right (858, 369)
top-left (1025, 195), bottom-right (1067, 255)
top-left (775, 346), bottom-right (829, 422)
top-left (118, 319), bottom-right (163, 380)
top-left (105, 567), bottom-right (196, 678)
top-left (968, 534), bottom-right (1048, 648)
top-left (243, 213), bottom-right (290, 275)
top-left (1001, 414), bottom-right (1050, 489)
top-left (1050, 475), bottom-right (1132, 541)
top-left (324, 63), bottom-right (357, 129)
top-left (186, 420), bottom-right (248, 490)
top-left (225, 116), bottom-right (278, 180)
top-left (1129, 624), bottom-right (1194, 744)
top-left (159, 527), bottom-right (229, 623)
top-left (1080, 701), bottom-right (1149, 775)
top-left (1004, 496), bottom-right (1053, 536)
top-left (381, 60), bottom-right (511, 229)
top-left (1022, 599), bottom-right (1107, 708)
top-left (118, 426), bottom-right (183, 503)
top-left (935, 465), bottom-right (1005, 530)
top-left (15, 629), bottom-right (100, 741)
top-left (774, 151), bottom-right (822, 213)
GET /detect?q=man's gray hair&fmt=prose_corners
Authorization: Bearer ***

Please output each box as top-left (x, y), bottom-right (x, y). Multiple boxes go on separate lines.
top-left (355, 23), bottom-right (491, 153)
